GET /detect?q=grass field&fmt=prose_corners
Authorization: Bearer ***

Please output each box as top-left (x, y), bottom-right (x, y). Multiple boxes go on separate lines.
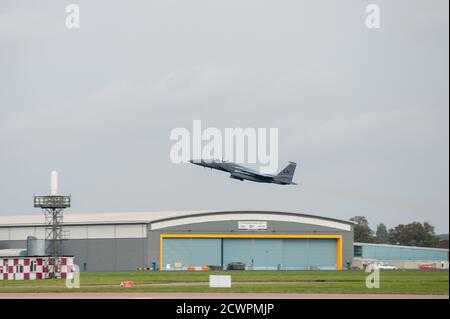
top-left (0, 270), bottom-right (448, 294)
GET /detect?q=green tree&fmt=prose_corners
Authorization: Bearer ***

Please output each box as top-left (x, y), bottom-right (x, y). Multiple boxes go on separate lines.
top-left (388, 222), bottom-right (440, 247)
top-left (350, 216), bottom-right (374, 243)
top-left (375, 223), bottom-right (389, 243)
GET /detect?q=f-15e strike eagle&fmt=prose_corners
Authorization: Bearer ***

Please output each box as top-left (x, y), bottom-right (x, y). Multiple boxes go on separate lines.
top-left (189, 159), bottom-right (297, 185)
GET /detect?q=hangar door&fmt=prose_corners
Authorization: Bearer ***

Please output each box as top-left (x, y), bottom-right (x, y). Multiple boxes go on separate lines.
top-left (162, 237), bottom-right (337, 270)
top-left (223, 238), bottom-right (337, 270)
top-left (163, 238), bottom-right (221, 268)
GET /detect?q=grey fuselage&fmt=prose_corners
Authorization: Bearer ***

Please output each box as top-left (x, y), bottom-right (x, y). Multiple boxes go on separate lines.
top-left (189, 159), bottom-right (297, 185)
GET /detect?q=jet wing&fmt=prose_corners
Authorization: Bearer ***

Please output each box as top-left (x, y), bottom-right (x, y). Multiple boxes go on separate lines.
top-left (231, 168), bottom-right (274, 181)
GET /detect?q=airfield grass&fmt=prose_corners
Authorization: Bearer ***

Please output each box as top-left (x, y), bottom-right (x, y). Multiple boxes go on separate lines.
top-left (0, 270), bottom-right (448, 295)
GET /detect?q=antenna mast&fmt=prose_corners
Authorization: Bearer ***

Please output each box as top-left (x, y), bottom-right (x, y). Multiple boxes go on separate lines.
top-left (33, 171), bottom-right (71, 278)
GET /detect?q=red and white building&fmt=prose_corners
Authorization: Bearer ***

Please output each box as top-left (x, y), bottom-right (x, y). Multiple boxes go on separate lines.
top-left (0, 256), bottom-right (75, 280)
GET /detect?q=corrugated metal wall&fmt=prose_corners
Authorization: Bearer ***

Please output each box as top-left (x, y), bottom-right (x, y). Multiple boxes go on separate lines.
top-left (0, 224), bottom-right (146, 240)
top-left (361, 245), bottom-right (448, 261)
top-left (0, 224), bottom-right (148, 272)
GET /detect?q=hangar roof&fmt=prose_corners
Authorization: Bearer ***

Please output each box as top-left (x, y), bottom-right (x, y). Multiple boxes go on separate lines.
top-left (0, 210), bottom-right (354, 231)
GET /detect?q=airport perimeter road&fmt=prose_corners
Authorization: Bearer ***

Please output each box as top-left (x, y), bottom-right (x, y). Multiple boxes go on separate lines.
top-left (0, 293), bottom-right (448, 299)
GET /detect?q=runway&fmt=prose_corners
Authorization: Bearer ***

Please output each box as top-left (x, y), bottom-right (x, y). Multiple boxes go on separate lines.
top-left (0, 293), bottom-right (447, 299)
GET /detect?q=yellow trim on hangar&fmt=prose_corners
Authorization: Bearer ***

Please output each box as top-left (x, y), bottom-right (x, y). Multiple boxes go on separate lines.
top-left (159, 234), bottom-right (343, 271)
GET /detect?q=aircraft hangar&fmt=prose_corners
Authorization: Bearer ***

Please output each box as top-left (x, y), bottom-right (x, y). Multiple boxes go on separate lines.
top-left (0, 211), bottom-right (354, 271)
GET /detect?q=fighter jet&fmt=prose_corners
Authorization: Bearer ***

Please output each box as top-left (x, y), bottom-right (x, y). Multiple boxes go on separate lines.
top-left (189, 159), bottom-right (297, 185)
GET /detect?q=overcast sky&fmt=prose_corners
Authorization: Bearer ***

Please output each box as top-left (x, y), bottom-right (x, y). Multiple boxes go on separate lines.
top-left (0, 0), bottom-right (448, 233)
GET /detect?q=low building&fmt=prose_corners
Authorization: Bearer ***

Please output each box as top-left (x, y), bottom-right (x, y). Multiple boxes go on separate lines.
top-left (0, 256), bottom-right (75, 280)
top-left (353, 242), bottom-right (449, 269)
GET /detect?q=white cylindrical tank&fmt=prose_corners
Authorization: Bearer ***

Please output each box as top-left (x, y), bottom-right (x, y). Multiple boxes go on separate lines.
top-left (51, 171), bottom-right (58, 195)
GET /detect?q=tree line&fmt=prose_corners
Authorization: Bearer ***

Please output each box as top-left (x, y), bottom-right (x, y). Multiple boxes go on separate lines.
top-left (350, 216), bottom-right (448, 248)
